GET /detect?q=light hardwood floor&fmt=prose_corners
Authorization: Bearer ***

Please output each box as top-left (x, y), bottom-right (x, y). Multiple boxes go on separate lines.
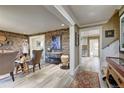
top-left (80, 57), bottom-right (107, 88)
top-left (0, 63), bottom-right (72, 88)
top-left (0, 58), bottom-right (107, 88)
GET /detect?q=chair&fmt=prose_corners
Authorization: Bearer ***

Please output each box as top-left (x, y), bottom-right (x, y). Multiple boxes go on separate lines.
top-left (0, 52), bottom-right (18, 81)
top-left (29, 50), bottom-right (42, 72)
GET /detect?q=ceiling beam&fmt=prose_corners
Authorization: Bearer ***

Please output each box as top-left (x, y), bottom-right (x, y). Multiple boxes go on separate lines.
top-left (54, 5), bottom-right (76, 26)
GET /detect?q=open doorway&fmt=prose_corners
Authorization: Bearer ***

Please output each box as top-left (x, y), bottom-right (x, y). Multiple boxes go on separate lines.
top-left (88, 37), bottom-right (99, 57)
top-left (29, 35), bottom-right (45, 64)
top-left (79, 26), bottom-right (101, 71)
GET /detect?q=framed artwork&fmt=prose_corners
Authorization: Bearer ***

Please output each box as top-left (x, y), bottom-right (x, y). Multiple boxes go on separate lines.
top-left (51, 35), bottom-right (61, 50)
top-left (105, 30), bottom-right (114, 37)
top-left (36, 41), bottom-right (41, 47)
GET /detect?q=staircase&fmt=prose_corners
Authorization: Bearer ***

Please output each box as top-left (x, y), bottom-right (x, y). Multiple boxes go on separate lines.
top-left (101, 39), bottom-right (119, 68)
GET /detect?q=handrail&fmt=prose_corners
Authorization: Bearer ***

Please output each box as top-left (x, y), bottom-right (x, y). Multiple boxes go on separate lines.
top-left (102, 39), bottom-right (119, 49)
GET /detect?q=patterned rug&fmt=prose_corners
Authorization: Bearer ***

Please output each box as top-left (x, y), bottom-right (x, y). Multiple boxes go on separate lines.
top-left (69, 71), bottom-right (100, 88)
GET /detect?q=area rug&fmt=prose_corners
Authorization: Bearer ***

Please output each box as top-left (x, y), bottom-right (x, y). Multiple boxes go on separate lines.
top-left (69, 71), bottom-right (100, 88)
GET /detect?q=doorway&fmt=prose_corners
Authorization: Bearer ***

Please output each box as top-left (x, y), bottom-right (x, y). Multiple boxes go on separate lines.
top-left (79, 26), bottom-right (102, 65)
top-left (29, 35), bottom-right (45, 64)
top-left (88, 37), bottom-right (99, 57)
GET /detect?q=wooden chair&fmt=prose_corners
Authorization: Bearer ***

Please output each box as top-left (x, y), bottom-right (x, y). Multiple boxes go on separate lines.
top-left (0, 52), bottom-right (18, 81)
top-left (29, 50), bottom-right (42, 72)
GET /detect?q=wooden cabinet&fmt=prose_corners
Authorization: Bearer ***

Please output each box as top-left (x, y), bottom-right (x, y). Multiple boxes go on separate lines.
top-left (106, 57), bottom-right (124, 88)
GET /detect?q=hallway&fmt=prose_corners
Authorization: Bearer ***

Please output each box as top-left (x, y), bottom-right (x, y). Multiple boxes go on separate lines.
top-left (80, 57), bottom-right (100, 72)
top-left (79, 57), bottom-right (107, 88)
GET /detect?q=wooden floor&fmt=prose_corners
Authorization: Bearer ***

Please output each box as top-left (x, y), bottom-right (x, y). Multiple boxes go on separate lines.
top-left (80, 57), bottom-right (107, 88)
top-left (0, 63), bottom-right (72, 88)
top-left (0, 58), bottom-right (107, 88)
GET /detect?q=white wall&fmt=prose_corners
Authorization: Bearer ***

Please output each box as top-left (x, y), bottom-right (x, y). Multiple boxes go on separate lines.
top-left (101, 40), bottom-right (119, 68)
top-left (80, 37), bottom-right (88, 45)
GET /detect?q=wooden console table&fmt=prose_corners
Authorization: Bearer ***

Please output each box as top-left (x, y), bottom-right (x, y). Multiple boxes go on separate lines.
top-left (106, 57), bottom-right (124, 88)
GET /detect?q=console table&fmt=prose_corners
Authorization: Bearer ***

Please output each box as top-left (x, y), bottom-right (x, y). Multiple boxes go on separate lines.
top-left (46, 52), bottom-right (63, 64)
top-left (106, 57), bottom-right (124, 88)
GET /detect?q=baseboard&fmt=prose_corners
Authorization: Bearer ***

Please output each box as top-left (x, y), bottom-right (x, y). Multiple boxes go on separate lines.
top-left (73, 65), bottom-right (80, 76)
top-left (69, 64), bottom-right (80, 76)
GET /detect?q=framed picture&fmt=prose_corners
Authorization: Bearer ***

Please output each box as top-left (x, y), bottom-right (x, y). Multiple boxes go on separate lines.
top-left (36, 41), bottom-right (41, 47)
top-left (105, 30), bottom-right (114, 37)
top-left (75, 32), bottom-right (79, 46)
top-left (51, 35), bottom-right (61, 50)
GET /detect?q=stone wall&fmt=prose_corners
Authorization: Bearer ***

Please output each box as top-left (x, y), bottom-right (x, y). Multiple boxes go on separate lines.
top-left (0, 31), bottom-right (28, 51)
top-left (45, 29), bottom-right (69, 55)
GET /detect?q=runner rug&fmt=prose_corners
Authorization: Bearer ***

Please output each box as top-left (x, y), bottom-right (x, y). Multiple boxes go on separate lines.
top-left (69, 71), bottom-right (100, 88)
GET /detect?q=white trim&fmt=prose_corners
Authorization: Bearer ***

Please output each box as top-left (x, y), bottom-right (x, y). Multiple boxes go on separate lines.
top-left (69, 64), bottom-right (80, 76)
top-left (79, 25), bottom-right (102, 33)
top-left (74, 64), bottom-right (80, 75)
top-left (79, 20), bottom-right (107, 28)
top-left (54, 5), bottom-right (75, 26)
top-left (69, 26), bottom-right (75, 76)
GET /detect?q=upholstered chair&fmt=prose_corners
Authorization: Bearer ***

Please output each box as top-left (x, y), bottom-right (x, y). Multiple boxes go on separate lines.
top-left (29, 50), bottom-right (42, 72)
top-left (0, 52), bottom-right (18, 81)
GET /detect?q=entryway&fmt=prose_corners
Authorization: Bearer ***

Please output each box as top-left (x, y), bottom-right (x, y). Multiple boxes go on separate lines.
top-left (29, 35), bottom-right (45, 64)
top-left (80, 36), bottom-right (100, 71)
top-left (79, 27), bottom-right (101, 63)
top-left (79, 26), bottom-right (107, 87)
top-left (89, 37), bottom-right (99, 57)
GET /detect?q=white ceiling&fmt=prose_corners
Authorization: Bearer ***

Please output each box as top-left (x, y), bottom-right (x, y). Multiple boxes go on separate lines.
top-left (0, 5), bottom-right (68, 35)
top-left (0, 5), bottom-right (121, 35)
top-left (68, 5), bottom-right (121, 26)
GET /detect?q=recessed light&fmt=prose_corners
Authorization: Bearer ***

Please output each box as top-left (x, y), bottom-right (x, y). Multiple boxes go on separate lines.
top-left (61, 24), bottom-right (65, 27)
